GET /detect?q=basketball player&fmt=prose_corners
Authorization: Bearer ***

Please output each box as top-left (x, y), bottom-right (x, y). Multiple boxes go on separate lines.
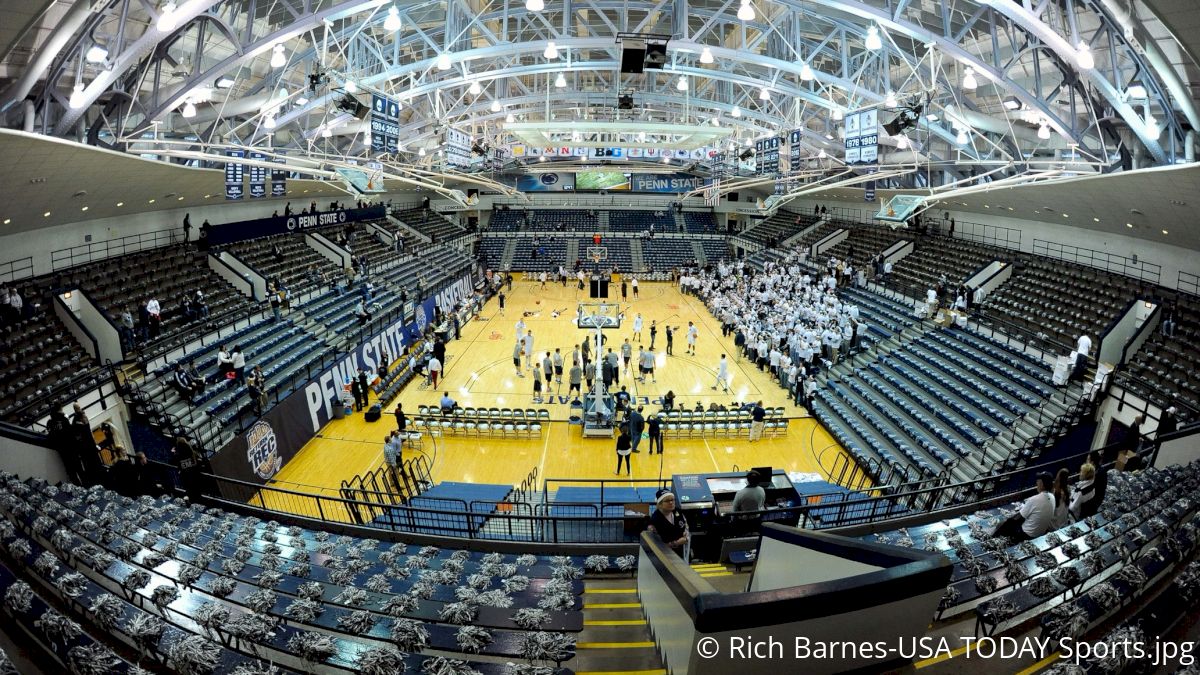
top-left (686, 322), bottom-right (699, 356)
top-left (542, 352), bottom-right (553, 386)
top-left (512, 340), bottom-right (524, 378)
top-left (712, 354), bottom-right (730, 393)
top-left (621, 339), bottom-right (633, 375)
top-left (649, 321), bottom-right (658, 350)
top-left (552, 348), bottom-right (564, 385)
top-left (665, 325), bottom-right (675, 356)
top-left (498, 290), bottom-right (506, 315)
top-left (523, 331), bottom-right (535, 370)
top-left (532, 362), bottom-right (544, 403)
top-left (539, 270), bottom-right (547, 289)
top-left (621, 278), bottom-right (628, 301)
top-left (515, 317), bottom-right (526, 341)
top-left (632, 313), bottom-right (643, 342)
top-left (631, 277), bottom-right (640, 299)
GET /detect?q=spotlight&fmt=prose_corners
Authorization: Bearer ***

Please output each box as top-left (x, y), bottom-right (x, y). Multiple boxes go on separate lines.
top-left (1076, 42), bottom-right (1094, 70)
top-left (962, 67), bottom-right (977, 90)
top-left (384, 5), bottom-right (402, 31)
top-left (865, 25), bottom-right (882, 50)
top-left (800, 62), bottom-right (814, 81)
top-left (758, 87), bottom-right (770, 100)
top-left (490, 100), bottom-right (501, 112)
top-left (731, 105), bottom-right (741, 117)
top-left (505, 113), bottom-right (515, 123)
top-left (1037, 122), bottom-right (1050, 140)
top-left (181, 100), bottom-right (196, 118)
top-left (676, 75), bottom-right (688, 91)
top-left (344, 80), bottom-right (358, 93)
top-left (1002, 96), bottom-right (1021, 110)
top-left (555, 72), bottom-right (567, 88)
top-left (468, 80), bottom-right (482, 95)
top-left (526, 0), bottom-right (544, 10)
top-left (69, 83), bottom-right (87, 109)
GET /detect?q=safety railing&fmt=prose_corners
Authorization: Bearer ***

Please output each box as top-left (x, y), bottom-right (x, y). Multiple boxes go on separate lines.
top-left (0, 257), bottom-right (34, 284)
top-left (1033, 239), bottom-right (1162, 285)
top-left (51, 228), bottom-right (181, 272)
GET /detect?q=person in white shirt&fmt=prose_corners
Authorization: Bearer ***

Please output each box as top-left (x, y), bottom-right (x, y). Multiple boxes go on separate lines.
top-left (631, 277), bottom-right (640, 299)
top-left (712, 354), bottom-right (730, 393)
top-left (427, 356), bottom-right (442, 388)
top-left (523, 332), bottom-right (535, 370)
top-left (1072, 334), bottom-right (1092, 381)
top-left (632, 313), bottom-right (643, 342)
top-left (995, 472), bottom-right (1056, 541)
top-left (686, 322), bottom-right (698, 355)
top-left (515, 318), bottom-right (526, 340)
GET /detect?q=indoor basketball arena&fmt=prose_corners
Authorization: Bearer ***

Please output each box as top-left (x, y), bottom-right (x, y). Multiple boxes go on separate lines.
top-left (0, 0), bottom-right (1198, 672)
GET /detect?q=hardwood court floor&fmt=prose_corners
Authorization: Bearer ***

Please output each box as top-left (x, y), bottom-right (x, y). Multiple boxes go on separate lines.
top-left (265, 280), bottom-right (852, 510)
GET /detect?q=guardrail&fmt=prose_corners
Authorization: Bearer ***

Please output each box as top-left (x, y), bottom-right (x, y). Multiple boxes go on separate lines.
top-left (51, 228), bottom-right (180, 272)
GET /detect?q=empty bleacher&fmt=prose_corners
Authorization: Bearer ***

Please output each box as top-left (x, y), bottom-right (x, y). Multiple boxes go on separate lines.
top-left (823, 224), bottom-right (907, 269)
top-left (608, 211), bottom-right (673, 233)
top-left (737, 210), bottom-right (813, 247)
top-left (683, 212), bottom-right (719, 234)
top-left (1120, 293), bottom-right (1200, 420)
top-left (392, 207), bottom-right (467, 242)
top-left (980, 254), bottom-right (1152, 348)
top-left (510, 238), bottom-right (567, 272)
top-left (487, 209), bottom-right (598, 233)
top-left (581, 238), bottom-right (632, 272)
top-left (219, 232), bottom-right (342, 296)
top-left (890, 236), bottom-right (1001, 292)
top-left (641, 239), bottom-right (698, 271)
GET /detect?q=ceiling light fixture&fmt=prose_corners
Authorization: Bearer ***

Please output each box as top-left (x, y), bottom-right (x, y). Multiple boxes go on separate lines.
top-left (505, 113), bottom-right (515, 123)
top-left (555, 72), bottom-right (567, 88)
top-left (490, 99), bottom-right (501, 112)
top-left (181, 100), bottom-right (196, 118)
top-left (384, 5), bottom-right (402, 31)
top-left (1037, 122), bottom-right (1051, 140)
top-left (296, 96), bottom-right (309, 105)
top-left (731, 105), bottom-right (741, 117)
top-left (264, 115), bottom-right (276, 129)
top-left (758, 87), bottom-right (770, 100)
top-left (437, 52), bottom-right (453, 70)
top-left (85, 44), bottom-right (108, 64)
top-left (800, 62), bottom-right (815, 81)
top-left (544, 41), bottom-right (559, 60)
top-left (832, 107), bottom-right (843, 121)
top-left (737, 0), bottom-right (755, 22)
top-left (885, 90), bottom-right (897, 107)
top-left (344, 80), bottom-right (357, 94)
top-left (1125, 84), bottom-right (1147, 99)
top-left (215, 76), bottom-right (235, 89)
top-left (526, 0), bottom-right (544, 11)
top-left (321, 127), bottom-right (332, 138)
top-left (68, 83), bottom-right (87, 109)
top-left (676, 75), bottom-right (688, 91)
top-left (270, 44), bottom-right (286, 69)
top-left (1145, 114), bottom-right (1161, 139)
top-left (468, 80), bottom-right (482, 95)
top-left (962, 67), bottom-right (977, 90)
top-left (1002, 96), bottom-right (1021, 110)
top-left (700, 47), bottom-right (714, 64)
top-left (956, 128), bottom-right (969, 144)
top-left (156, 1), bottom-right (178, 32)
top-left (865, 25), bottom-right (882, 50)
top-left (817, 148), bottom-right (827, 158)
top-left (1075, 42), bottom-right (1094, 70)
top-left (895, 135), bottom-right (908, 149)
top-left (418, 147), bottom-right (426, 156)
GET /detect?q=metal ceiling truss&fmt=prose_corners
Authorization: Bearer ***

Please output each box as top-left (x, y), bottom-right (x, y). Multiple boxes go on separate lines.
top-left (20, 0), bottom-right (1192, 193)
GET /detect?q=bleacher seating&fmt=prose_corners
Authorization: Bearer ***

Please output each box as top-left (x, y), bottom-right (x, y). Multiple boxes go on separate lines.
top-left (1120, 294), bottom-right (1200, 419)
top-left (392, 207), bottom-right (467, 242)
top-left (487, 209), bottom-right (598, 233)
top-left (59, 247), bottom-right (253, 352)
top-left (480, 238), bottom-right (509, 269)
top-left (737, 210), bottom-right (813, 247)
top-left (608, 211), bottom-right (673, 233)
top-left (510, 238), bottom-right (567, 272)
top-left (220, 232), bottom-right (341, 296)
top-left (641, 239), bottom-right (698, 271)
top-left (824, 224), bottom-right (907, 270)
top-left (980, 254), bottom-right (1152, 348)
top-left (0, 278), bottom-right (100, 425)
top-left (699, 239), bottom-right (728, 264)
top-left (890, 236), bottom-right (1000, 292)
top-left (683, 212), bottom-right (719, 234)
top-left (580, 238), bottom-right (632, 272)
top-left (0, 475), bottom-right (585, 674)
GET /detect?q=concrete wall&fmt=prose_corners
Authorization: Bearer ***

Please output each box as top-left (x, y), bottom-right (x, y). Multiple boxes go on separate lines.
top-left (966, 261), bottom-right (1011, 303)
top-left (209, 252), bottom-right (262, 300)
top-left (305, 232), bottom-right (349, 269)
top-left (1098, 301), bottom-right (1157, 368)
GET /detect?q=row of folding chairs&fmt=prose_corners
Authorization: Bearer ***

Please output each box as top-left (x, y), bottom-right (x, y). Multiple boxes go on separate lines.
top-left (664, 419), bottom-right (788, 438)
top-left (661, 407), bottom-right (787, 422)
top-left (412, 415), bottom-right (543, 438)
top-left (416, 405), bottom-right (551, 422)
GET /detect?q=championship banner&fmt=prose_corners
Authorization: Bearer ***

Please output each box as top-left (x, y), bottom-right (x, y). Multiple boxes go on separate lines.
top-left (789, 129), bottom-right (804, 167)
top-left (271, 157), bottom-right (287, 197)
top-left (224, 149), bottom-right (245, 200)
top-left (845, 109), bottom-right (880, 165)
top-left (371, 94), bottom-right (400, 154)
top-left (248, 151), bottom-right (267, 198)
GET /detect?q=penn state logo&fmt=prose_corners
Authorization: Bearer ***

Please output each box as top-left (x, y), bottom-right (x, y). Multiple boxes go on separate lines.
top-left (338, 212), bottom-right (347, 223)
top-left (245, 420), bottom-right (282, 480)
top-left (541, 173), bottom-right (559, 186)
top-left (415, 305), bottom-right (429, 332)
top-left (286, 217), bottom-right (297, 230)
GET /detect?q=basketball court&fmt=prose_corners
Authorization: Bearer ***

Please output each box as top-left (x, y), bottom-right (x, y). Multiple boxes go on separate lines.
top-left (264, 278), bottom-right (851, 505)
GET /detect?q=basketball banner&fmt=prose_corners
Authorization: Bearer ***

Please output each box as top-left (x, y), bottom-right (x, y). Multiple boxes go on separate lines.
top-left (224, 149), bottom-right (245, 200)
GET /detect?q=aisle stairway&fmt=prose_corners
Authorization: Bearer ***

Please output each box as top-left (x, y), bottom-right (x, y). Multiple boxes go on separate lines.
top-left (576, 577), bottom-right (666, 675)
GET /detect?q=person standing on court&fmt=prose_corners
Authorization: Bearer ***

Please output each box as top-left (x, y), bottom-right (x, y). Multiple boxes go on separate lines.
top-left (665, 325), bottom-right (674, 355)
top-left (532, 364), bottom-right (544, 403)
top-left (498, 290), bottom-right (506, 315)
top-left (621, 339), bottom-right (633, 376)
top-left (542, 352), bottom-right (554, 387)
top-left (394, 403), bottom-right (407, 433)
top-left (633, 313), bottom-right (644, 342)
top-left (512, 340), bottom-right (525, 378)
top-left (647, 413), bottom-right (663, 454)
top-left (628, 406), bottom-right (646, 454)
top-left (428, 355), bottom-right (442, 388)
top-left (523, 331), bottom-right (535, 371)
top-left (712, 354), bottom-right (731, 393)
top-left (568, 362), bottom-right (583, 398)
top-left (621, 278), bottom-right (628, 302)
top-left (749, 400), bottom-right (767, 442)
top-left (631, 277), bottom-right (640, 299)
top-left (552, 348), bottom-right (564, 386)
top-left (686, 322), bottom-right (698, 356)
top-left (649, 321), bottom-right (658, 350)
top-left (614, 426), bottom-right (632, 476)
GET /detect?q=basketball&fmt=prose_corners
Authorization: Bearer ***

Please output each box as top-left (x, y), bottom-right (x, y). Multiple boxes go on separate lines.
top-left (536, 300), bottom-right (541, 305)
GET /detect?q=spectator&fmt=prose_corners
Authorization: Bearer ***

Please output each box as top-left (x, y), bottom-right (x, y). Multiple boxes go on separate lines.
top-left (1085, 450), bottom-right (1107, 517)
top-left (1050, 468), bottom-right (1070, 529)
top-left (733, 470), bottom-right (766, 513)
top-left (647, 413), bottom-right (663, 454)
top-left (994, 472), bottom-right (1055, 542)
top-left (649, 489), bottom-right (688, 556)
top-left (1069, 463), bottom-right (1097, 521)
top-left (357, 369), bottom-right (370, 408)
top-left (440, 391), bottom-right (457, 414)
top-left (247, 365), bottom-right (267, 415)
top-left (173, 364), bottom-right (203, 404)
top-left (428, 355), bottom-right (442, 388)
top-left (614, 426), bottom-right (632, 476)
top-left (749, 401), bottom-right (767, 442)
top-left (216, 344), bottom-right (234, 383)
top-left (627, 406), bottom-right (645, 454)
top-left (117, 307), bottom-right (135, 350)
top-left (231, 345), bottom-right (246, 383)
top-left (394, 403), bottom-right (407, 433)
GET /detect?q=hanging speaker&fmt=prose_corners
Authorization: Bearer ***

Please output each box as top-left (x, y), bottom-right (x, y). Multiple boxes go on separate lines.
top-left (643, 43), bottom-right (667, 69)
top-left (620, 44), bottom-right (647, 74)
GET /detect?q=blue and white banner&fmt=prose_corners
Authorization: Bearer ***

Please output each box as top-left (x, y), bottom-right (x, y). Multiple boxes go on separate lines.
top-left (845, 109), bottom-right (879, 165)
top-left (629, 173), bottom-right (705, 193)
top-left (755, 136), bottom-right (781, 176)
top-left (371, 94), bottom-right (400, 154)
top-left (224, 149), bottom-right (245, 200)
top-left (248, 151), bottom-right (267, 198)
top-left (434, 272), bottom-right (477, 313)
top-left (271, 157), bottom-right (287, 197)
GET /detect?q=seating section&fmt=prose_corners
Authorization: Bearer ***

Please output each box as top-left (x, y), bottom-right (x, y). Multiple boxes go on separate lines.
top-left (393, 207), bottom-right (467, 242)
top-left (683, 212), bottom-right (719, 234)
top-left (59, 247), bottom-right (254, 353)
top-left (510, 238), bottom-right (567, 272)
top-left (699, 240), bottom-right (729, 264)
top-left (737, 210), bottom-right (813, 247)
top-left (642, 239), bottom-right (699, 271)
top-left (980, 255), bottom-right (1152, 348)
top-left (608, 211), bottom-right (674, 233)
top-left (0, 278), bottom-right (99, 425)
top-left (824, 225), bottom-right (907, 270)
top-left (318, 220), bottom-right (401, 271)
top-left (488, 209), bottom-right (598, 232)
top-left (861, 463), bottom-right (1199, 641)
top-left (814, 288), bottom-right (1069, 482)
top-left (579, 238), bottom-right (632, 271)
top-left (1119, 294), bottom-right (1200, 420)
top-left (220, 232), bottom-right (342, 296)
top-left (890, 237), bottom-right (999, 292)
top-left (0, 475), bottom-right (587, 675)
top-left (480, 238), bottom-right (509, 269)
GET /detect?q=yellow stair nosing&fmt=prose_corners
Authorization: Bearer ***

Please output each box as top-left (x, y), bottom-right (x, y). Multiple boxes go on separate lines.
top-left (584, 588), bottom-right (638, 594)
top-left (577, 641), bottom-right (657, 649)
top-left (576, 670), bottom-right (667, 675)
top-left (583, 602), bottom-right (642, 609)
top-left (583, 619), bottom-right (647, 626)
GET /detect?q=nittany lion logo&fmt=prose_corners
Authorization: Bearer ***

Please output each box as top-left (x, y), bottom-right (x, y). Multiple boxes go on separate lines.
top-left (286, 217), bottom-right (297, 230)
top-left (541, 173), bottom-right (559, 186)
top-left (245, 420), bottom-right (282, 480)
top-left (415, 305), bottom-right (429, 332)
